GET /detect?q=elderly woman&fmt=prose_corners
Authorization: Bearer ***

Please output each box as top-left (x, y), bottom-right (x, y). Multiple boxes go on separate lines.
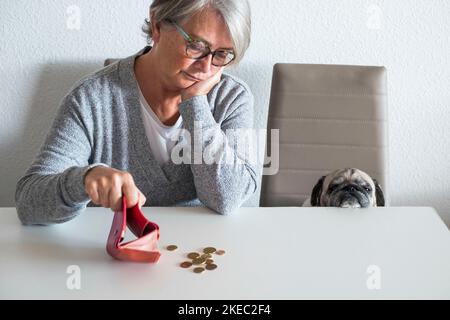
top-left (15, 0), bottom-right (257, 224)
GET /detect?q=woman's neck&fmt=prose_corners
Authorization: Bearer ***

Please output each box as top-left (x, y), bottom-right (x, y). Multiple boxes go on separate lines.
top-left (134, 51), bottom-right (181, 126)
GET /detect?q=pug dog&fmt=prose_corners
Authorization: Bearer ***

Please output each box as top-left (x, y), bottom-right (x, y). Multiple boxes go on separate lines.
top-left (303, 168), bottom-right (385, 207)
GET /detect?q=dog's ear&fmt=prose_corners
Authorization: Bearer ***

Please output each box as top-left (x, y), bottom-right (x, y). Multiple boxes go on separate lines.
top-left (311, 176), bottom-right (326, 206)
top-left (372, 179), bottom-right (385, 207)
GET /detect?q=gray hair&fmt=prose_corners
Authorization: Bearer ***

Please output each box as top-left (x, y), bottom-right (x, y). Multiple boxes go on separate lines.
top-left (142, 0), bottom-right (251, 64)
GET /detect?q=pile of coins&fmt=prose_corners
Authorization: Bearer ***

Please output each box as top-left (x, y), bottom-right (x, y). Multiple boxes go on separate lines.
top-left (166, 245), bottom-right (225, 274)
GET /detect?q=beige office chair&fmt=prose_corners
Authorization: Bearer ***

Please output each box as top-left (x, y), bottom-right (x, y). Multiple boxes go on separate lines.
top-left (104, 59), bottom-right (119, 67)
top-left (260, 63), bottom-right (389, 206)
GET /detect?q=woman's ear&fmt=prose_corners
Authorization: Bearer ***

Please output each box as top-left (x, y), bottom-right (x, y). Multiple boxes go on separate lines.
top-left (150, 13), bottom-right (161, 44)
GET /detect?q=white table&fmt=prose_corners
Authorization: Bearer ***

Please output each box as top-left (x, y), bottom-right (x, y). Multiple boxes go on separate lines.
top-left (1, 206), bottom-right (449, 300)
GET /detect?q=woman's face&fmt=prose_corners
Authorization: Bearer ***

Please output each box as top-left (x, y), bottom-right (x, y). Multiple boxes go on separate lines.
top-left (151, 8), bottom-right (234, 91)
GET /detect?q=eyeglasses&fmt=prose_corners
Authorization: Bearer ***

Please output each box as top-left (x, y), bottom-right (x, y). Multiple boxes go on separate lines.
top-left (166, 19), bottom-right (235, 67)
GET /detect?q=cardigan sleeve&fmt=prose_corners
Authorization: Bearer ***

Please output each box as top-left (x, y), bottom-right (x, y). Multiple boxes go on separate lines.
top-left (177, 86), bottom-right (258, 215)
top-left (15, 94), bottom-right (103, 225)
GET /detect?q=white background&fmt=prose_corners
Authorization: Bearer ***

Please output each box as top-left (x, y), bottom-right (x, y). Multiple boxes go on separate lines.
top-left (1, 0), bottom-right (449, 226)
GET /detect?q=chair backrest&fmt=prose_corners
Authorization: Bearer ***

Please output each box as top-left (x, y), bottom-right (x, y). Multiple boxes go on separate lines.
top-left (104, 59), bottom-right (119, 67)
top-left (260, 63), bottom-right (389, 206)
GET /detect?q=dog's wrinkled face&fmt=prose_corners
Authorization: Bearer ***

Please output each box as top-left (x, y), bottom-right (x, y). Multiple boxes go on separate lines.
top-left (311, 168), bottom-right (385, 208)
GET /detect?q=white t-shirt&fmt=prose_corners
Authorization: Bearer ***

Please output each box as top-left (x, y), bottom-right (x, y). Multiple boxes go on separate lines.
top-left (138, 87), bottom-right (183, 165)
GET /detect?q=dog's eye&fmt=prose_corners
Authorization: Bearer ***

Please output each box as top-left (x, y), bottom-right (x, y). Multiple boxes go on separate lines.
top-left (364, 187), bottom-right (372, 192)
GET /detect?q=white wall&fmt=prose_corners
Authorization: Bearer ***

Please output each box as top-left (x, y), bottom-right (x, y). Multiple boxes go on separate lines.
top-left (1, 0), bottom-right (449, 226)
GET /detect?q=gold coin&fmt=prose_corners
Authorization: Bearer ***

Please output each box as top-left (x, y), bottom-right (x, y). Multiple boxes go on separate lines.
top-left (215, 249), bottom-right (225, 256)
top-left (206, 259), bottom-right (214, 265)
top-left (200, 253), bottom-right (212, 259)
top-left (180, 261), bottom-right (192, 268)
top-left (166, 245), bottom-right (178, 251)
top-left (187, 252), bottom-right (200, 259)
top-left (203, 247), bottom-right (216, 254)
top-left (205, 264), bottom-right (217, 271)
top-left (192, 257), bottom-right (206, 265)
top-left (193, 267), bottom-right (205, 274)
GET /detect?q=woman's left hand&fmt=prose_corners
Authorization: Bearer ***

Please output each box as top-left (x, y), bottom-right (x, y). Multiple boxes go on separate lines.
top-left (181, 68), bottom-right (223, 101)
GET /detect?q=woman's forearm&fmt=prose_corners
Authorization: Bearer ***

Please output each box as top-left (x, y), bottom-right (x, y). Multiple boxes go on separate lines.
top-left (178, 93), bottom-right (258, 214)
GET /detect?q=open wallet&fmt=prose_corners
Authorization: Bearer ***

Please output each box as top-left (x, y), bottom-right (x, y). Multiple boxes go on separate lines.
top-left (106, 196), bottom-right (161, 263)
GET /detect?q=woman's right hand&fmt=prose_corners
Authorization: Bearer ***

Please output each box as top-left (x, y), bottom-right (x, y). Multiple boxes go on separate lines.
top-left (180, 68), bottom-right (224, 101)
top-left (84, 166), bottom-right (146, 212)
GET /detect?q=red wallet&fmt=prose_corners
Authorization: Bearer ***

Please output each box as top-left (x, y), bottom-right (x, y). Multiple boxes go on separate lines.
top-left (106, 196), bottom-right (161, 263)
